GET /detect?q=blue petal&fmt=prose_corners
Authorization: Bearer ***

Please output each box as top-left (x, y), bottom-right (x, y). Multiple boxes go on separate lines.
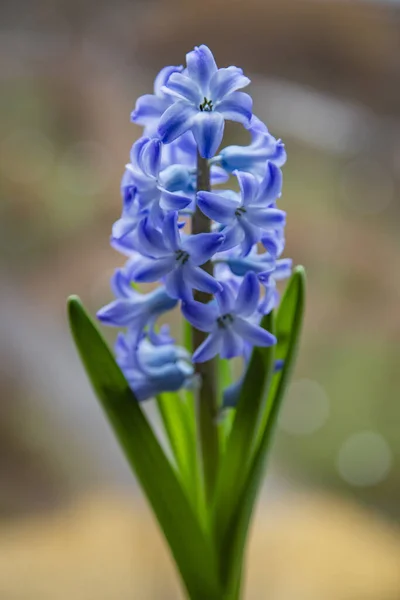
top-left (153, 65), bottom-right (183, 95)
top-left (158, 101), bottom-right (197, 144)
top-left (159, 188), bottom-right (193, 210)
top-left (160, 164), bottom-right (192, 192)
top-left (220, 328), bottom-right (244, 359)
top-left (261, 230), bottom-right (285, 258)
top-left (139, 138), bottom-right (162, 178)
top-left (111, 266), bottom-right (136, 299)
top-left (131, 95), bottom-right (169, 126)
top-left (197, 191), bottom-right (238, 224)
top-left (246, 207), bottom-right (286, 230)
top-left (216, 283), bottom-right (235, 315)
top-left (273, 258), bottom-right (293, 280)
top-left (186, 45), bottom-right (217, 94)
top-left (97, 300), bottom-right (144, 327)
top-left (163, 72), bottom-right (202, 104)
top-left (181, 300), bottom-right (217, 332)
top-left (193, 331), bottom-right (223, 363)
top-left (257, 162), bottom-right (283, 203)
top-left (183, 232), bottom-right (225, 265)
top-left (258, 286), bottom-right (279, 315)
top-left (130, 137), bottom-right (151, 166)
top-left (234, 170), bottom-right (258, 205)
top-left (209, 67), bottom-right (250, 102)
top-left (233, 317), bottom-right (277, 346)
top-left (165, 268), bottom-right (193, 301)
top-left (163, 211), bottom-right (181, 251)
top-left (137, 217), bottom-right (168, 258)
top-left (192, 112), bottom-right (225, 159)
top-left (185, 265), bottom-right (222, 295)
top-left (215, 91), bottom-right (252, 127)
top-left (132, 256), bottom-right (174, 282)
top-left (234, 272), bottom-right (260, 317)
top-left (217, 223), bottom-right (244, 252)
top-left (210, 165), bottom-right (229, 185)
top-left (238, 218), bottom-right (261, 256)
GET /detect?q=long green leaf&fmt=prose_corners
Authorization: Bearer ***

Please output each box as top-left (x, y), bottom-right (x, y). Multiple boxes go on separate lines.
top-left (213, 312), bottom-right (275, 552)
top-left (67, 296), bottom-right (222, 600)
top-left (221, 266), bottom-right (306, 597)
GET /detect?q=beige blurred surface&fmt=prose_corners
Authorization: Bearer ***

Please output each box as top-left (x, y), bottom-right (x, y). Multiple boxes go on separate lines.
top-left (0, 490), bottom-right (399, 600)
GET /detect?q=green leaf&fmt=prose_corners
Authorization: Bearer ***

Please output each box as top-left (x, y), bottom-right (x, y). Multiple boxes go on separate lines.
top-left (156, 391), bottom-right (202, 514)
top-left (213, 311), bottom-right (275, 552)
top-left (67, 296), bottom-right (222, 600)
top-left (220, 266), bottom-right (306, 597)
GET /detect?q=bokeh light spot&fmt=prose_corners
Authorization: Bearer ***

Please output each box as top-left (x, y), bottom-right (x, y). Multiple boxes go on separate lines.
top-left (278, 379), bottom-right (330, 435)
top-left (336, 431), bottom-right (392, 487)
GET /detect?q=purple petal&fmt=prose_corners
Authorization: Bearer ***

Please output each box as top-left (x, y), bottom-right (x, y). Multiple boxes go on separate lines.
top-left (257, 162), bottom-right (283, 203)
top-left (181, 300), bottom-right (217, 332)
top-left (234, 170), bottom-right (258, 206)
top-left (233, 317), bottom-right (277, 347)
top-left (192, 112), bottom-right (225, 159)
top-left (210, 165), bottom-right (229, 185)
top-left (131, 95), bottom-right (169, 125)
top-left (238, 218), bottom-right (261, 256)
top-left (209, 67), bottom-right (250, 102)
top-left (158, 101), bottom-right (197, 144)
top-left (217, 224), bottom-right (244, 252)
top-left (163, 72), bottom-right (202, 104)
top-left (159, 188), bottom-right (193, 211)
top-left (163, 211), bottom-right (181, 251)
top-left (132, 257), bottom-right (174, 282)
top-left (197, 191), bottom-right (238, 224)
top-left (186, 45), bottom-right (217, 94)
top-left (193, 331), bottom-right (223, 363)
top-left (220, 328), bottom-right (244, 359)
top-left (139, 138), bottom-right (161, 178)
top-left (183, 232), bottom-right (225, 265)
top-left (246, 207), bottom-right (286, 230)
top-left (185, 265), bottom-right (222, 295)
top-left (234, 272), bottom-right (260, 317)
top-left (273, 258), bottom-right (293, 280)
top-left (215, 91), bottom-right (252, 127)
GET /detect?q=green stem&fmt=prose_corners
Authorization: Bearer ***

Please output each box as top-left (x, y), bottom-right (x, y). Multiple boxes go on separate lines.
top-left (192, 153), bottom-right (220, 505)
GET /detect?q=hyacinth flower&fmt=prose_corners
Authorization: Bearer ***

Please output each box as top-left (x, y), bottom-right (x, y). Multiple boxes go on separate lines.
top-left (67, 45), bottom-right (305, 600)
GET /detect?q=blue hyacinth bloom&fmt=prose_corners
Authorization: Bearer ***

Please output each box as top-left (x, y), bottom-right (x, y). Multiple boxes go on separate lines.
top-left (158, 45), bottom-right (253, 159)
top-left (116, 332), bottom-right (194, 401)
top-left (130, 213), bottom-right (224, 301)
top-left (182, 272), bottom-right (276, 362)
top-left (197, 167), bottom-right (286, 255)
top-left (218, 116), bottom-right (287, 176)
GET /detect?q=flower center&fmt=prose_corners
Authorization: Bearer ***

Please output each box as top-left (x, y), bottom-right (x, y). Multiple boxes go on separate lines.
top-left (175, 249), bottom-right (190, 265)
top-left (199, 97), bottom-right (213, 112)
top-left (235, 206), bottom-right (246, 217)
top-left (217, 314), bottom-right (234, 328)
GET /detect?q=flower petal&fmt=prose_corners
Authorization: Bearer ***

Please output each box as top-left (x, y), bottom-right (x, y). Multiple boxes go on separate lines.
top-left (183, 232), bottom-right (225, 265)
top-left (233, 317), bottom-right (277, 347)
top-left (139, 138), bottom-right (162, 178)
top-left (238, 218), bottom-right (261, 256)
top-left (192, 112), bottom-right (225, 159)
top-left (181, 300), bottom-right (218, 332)
top-left (197, 191), bottom-right (238, 224)
top-left (158, 101), bottom-right (197, 144)
top-left (234, 170), bottom-right (258, 206)
top-left (209, 67), bottom-right (250, 102)
top-left (193, 331), bottom-right (223, 363)
top-left (220, 328), bottom-right (244, 359)
top-left (136, 217), bottom-right (168, 258)
top-left (216, 282), bottom-right (235, 314)
top-left (234, 271), bottom-right (260, 317)
top-left (246, 207), bottom-right (286, 230)
top-left (163, 211), bottom-right (181, 251)
top-left (132, 256), bottom-right (174, 282)
top-left (165, 268), bottom-right (192, 301)
top-left (257, 162), bottom-right (283, 203)
top-left (215, 91), bottom-right (252, 127)
top-left (185, 265), bottom-right (222, 295)
top-left (159, 188), bottom-right (193, 211)
top-left (131, 95), bottom-right (169, 125)
top-left (154, 65), bottom-right (183, 95)
top-left (217, 223), bottom-right (244, 252)
top-left (162, 72), bottom-right (202, 104)
top-left (97, 300), bottom-right (143, 327)
top-left (186, 45), bottom-right (217, 94)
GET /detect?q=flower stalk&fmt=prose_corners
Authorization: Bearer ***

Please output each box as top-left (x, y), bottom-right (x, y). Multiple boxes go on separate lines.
top-left (192, 152), bottom-right (220, 503)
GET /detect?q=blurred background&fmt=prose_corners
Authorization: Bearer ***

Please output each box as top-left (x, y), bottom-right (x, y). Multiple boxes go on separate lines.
top-left (1, 0), bottom-right (400, 598)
